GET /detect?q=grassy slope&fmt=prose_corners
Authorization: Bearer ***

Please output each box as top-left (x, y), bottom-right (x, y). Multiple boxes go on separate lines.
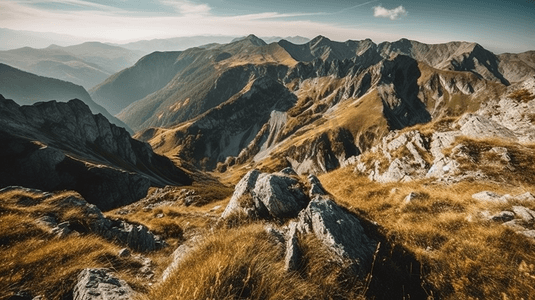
top-left (319, 134), bottom-right (535, 299)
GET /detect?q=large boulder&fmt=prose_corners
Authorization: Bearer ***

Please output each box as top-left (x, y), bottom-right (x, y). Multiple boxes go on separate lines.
top-left (221, 169), bottom-right (308, 219)
top-left (296, 195), bottom-right (377, 276)
top-left (73, 269), bottom-right (133, 300)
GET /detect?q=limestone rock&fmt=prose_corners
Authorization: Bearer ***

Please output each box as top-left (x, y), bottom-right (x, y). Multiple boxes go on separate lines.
top-left (284, 222), bottom-right (302, 272)
top-left (512, 206), bottom-right (535, 224)
top-left (296, 196), bottom-right (377, 276)
top-left (307, 174), bottom-right (327, 197)
top-left (221, 170), bottom-right (308, 219)
top-left (503, 219), bottom-right (528, 231)
top-left (456, 113), bottom-right (518, 141)
top-left (73, 269), bottom-right (133, 300)
top-left (472, 191), bottom-right (508, 203)
top-left (490, 211), bottom-right (515, 222)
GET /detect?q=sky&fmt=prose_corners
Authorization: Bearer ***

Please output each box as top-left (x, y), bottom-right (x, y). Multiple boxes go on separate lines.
top-left (0, 0), bottom-right (534, 53)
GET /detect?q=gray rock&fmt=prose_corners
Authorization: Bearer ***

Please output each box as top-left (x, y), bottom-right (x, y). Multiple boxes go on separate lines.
top-left (512, 206), bottom-right (535, 223)
top-left (284, 222), bottom-right (302, 272)
top-left (490, 211), bottom-right (515, 222)
top-left (503, 219), bottom-right (528, 231)
top-left (520, 230), bottom-right (535, 240)
top-left (52, 221), bottom-right (72, 238)
top-left (264, 225), bottom-right (286, 245)
top-left (456, 113), bottom-right (517, 141)
top-left (472, 191), bottom-right (508, 203)
top-left (118, 248), bottom-right (131, 258)
top-left (94, 221), bottom-right (164, 252)
top-left (296, 196), bottom-right (377, 277)
top-left (35, 215), bottom-right (58, 228)
top-left (514, 192), bottom-right (535, 202)
top-left (403, 192), bottom-right (422, 204)
top-left (280, 167), bottom-right (298, 176)
top-left (307, 174), bottom-right (327, 197)
top-left (73, 269), bottom-right (133, 300)
top-left (162, 241), bottom-right (197, 282)
top-left (221, 170), bottom-right (308, 219)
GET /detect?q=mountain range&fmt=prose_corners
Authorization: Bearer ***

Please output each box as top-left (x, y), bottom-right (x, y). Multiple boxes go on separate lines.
top-left (0, 42), bottom-right (144, 89)
top-left (89, 34), bottom-right (535, 172)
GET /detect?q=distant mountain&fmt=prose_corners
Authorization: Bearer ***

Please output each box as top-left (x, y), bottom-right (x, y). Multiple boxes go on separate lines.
top-left (0, 42), bottom-right (143, 89)
top-left (0, 96), bottom-right (191, 210)
top-left (91, 35), bottom-right (534, 172)
top-left (0, 63), bottom-right (131, 132)
top-left (232, 36), bottom-right (310, 45)
top-left (0, 27), bottom-right (86, 51)
top-left (116, 36), bottom-right (238, 54)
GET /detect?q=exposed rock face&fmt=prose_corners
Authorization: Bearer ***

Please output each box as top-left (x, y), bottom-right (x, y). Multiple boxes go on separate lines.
top-left (284, 222), bottom-right (302, 272)
top-left (0, 96), bottom-right (191, 210)
top-left (221, 169), bottom-right (308, 219)
top-left (296, 196), bottom-right (377, 276)
top-left (351, 76), bottom-right (535, 183)
top-left (73, 269), bottom-right (134, 300)
top-left (221, 169), bottom-right (377, 277)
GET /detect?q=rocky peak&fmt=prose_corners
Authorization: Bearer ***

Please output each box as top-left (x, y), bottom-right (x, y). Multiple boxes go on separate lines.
top-left (0, 96), bottom-right (191, 210)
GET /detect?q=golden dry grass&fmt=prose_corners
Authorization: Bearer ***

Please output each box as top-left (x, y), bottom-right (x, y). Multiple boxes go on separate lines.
top-left (508, 89), bottom-right (535, 103)
top-left (145, 224), bottom-right (367, 300)
top-left (0, 190), bottom-right (148, 299)
top-left (320, 167), bottom-right (535, 299)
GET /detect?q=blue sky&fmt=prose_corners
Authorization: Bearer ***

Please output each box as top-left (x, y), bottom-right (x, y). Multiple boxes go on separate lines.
top-left (0, 0), bottom-right (533, 53)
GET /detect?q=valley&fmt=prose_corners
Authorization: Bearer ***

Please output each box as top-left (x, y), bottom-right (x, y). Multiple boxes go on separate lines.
top-left (1, 34), bottom-right (535, 300)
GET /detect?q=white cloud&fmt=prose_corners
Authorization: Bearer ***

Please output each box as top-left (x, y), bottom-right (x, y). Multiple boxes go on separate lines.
top-left (373, 5), bottom-right (407, 20)
top-left (160, 0), bottom-right (210, 16)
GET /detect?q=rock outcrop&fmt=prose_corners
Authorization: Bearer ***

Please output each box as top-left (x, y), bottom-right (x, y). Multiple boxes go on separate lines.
top-left (351, 76), bottom-right (535, 184)
top-left (0, 96), bottom-right (191, 210)
top-left (73, 269), bottom-right (134, 300)
top-left (296, 195), bottom-right (377, 276)
top-left (4, 186), bottom-right (167, 252)
top-left (221, 169), bottom-right (308, 219)
top-left (221, 168), bottom-right (377, 277)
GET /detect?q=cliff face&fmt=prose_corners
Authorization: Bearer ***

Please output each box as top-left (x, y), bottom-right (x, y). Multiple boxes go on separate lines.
top-left (0, 95), bottom-right (191, 210)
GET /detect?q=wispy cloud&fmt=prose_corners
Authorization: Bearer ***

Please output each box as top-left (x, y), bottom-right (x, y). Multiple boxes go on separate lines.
top-left (159, 0), bottom-right (211, 16)
top-left (336, 0), bottom-right (379, 14)
top-left (373, 5), bottom-right (407, 20)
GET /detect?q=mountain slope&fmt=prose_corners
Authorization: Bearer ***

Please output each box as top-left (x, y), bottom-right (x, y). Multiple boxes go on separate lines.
top-left (0, 63), bottom-right (131, 132)
top-left (94, 35), bottom-right (295, 127)
top-left (0, 43), bottom-right (142, 89)
top-left (0, 95), bottom-right (191, 210)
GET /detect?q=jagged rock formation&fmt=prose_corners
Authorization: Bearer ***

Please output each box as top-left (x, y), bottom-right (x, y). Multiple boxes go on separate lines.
top-left (0, 96), bottom-right (191, 210)
top-left (221, 169), bottom-right (308, 219)
top-left (220, 168), bottom-right (377, 277)
top-left (118, 35), bottom-right (534, 173)
top-left (295, 195), bottom-right (377, 276)
top-left (351, 77), bottom-right (535, 183)
top-left (73, 269), bottom-right (134, 300)
top-left (0, 63), bottom-right (130, 131)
